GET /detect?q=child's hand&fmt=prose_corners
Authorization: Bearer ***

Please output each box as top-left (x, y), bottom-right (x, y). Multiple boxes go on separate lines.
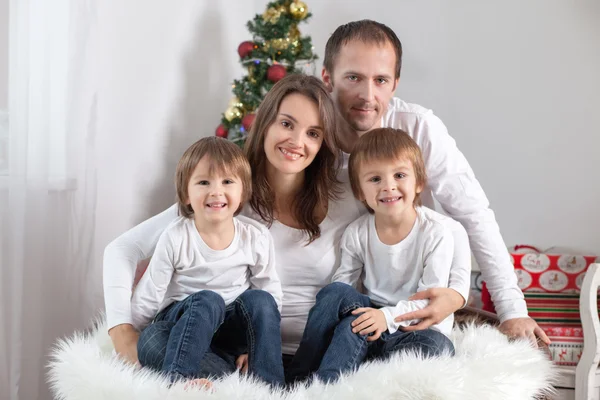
top-left (351, 307), bottom-right (388, 341)
top-left (235, 353), bottom-right (249, 374)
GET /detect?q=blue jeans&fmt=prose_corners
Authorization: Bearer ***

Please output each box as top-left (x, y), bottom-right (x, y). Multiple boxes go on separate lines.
top-left (137, 289), bottom-right (285, 386)
top-left (287, 282), bottom-right (455, 383)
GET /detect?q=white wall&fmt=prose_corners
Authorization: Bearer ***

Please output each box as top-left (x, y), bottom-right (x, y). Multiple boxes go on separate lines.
top-left (0, 0), bottom-right (7, 109)
top-left (95, 0), bottom-right (600, 278)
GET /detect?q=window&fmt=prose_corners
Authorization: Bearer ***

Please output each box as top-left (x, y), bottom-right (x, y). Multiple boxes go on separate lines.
top-left (1, 0), bottom-right (8, 176)
top-left (0, 110), bottom-right (6, 175)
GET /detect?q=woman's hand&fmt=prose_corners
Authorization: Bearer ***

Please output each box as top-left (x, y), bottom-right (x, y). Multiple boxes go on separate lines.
top-left (108, 324), bottom-right (141, 367)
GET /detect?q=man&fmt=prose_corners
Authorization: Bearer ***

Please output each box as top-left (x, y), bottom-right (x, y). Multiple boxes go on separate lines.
top-left (321, 20), bottom-right (548, 345)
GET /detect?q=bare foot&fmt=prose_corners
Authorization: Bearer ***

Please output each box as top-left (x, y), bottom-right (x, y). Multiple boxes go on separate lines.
top-left (184, 378), bottom-right (212, 391)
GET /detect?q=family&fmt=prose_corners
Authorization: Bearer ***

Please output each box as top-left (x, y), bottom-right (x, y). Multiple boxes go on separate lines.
top-left (103, 19), bottom-right (550, 388)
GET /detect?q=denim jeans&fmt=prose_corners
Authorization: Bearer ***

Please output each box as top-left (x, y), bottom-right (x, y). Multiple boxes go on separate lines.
top-left (287, 282), bottom-right (455, 384)
top-left (137, 289), bottom-right (285, 386)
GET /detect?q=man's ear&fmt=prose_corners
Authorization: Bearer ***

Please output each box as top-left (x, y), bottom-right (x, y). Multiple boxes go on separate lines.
top-left (322, 68), bottom-right (333, 92)
top-left (392, 77), bottom-right (400, 92)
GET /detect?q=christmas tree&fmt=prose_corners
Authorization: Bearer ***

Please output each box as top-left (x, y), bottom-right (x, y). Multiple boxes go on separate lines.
top-left (215, 1), bottom-right (317, 146)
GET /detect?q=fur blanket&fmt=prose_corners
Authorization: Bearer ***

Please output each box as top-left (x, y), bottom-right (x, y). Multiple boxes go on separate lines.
top-left (48, 319), bottom-right (556, 400)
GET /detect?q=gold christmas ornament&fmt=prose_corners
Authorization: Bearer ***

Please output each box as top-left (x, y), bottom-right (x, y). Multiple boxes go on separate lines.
top-left (225, 106), bottom-right (242, 122)
top-left (288, 25), bottom-right (300, 41)
top-left (289, 1), bottom-right (308, 19)
top-left (262, 7), bottom-right (282, 24)
top-left (248, 64), bottom-right (257, 84)
top-left (263, 38), bottom-right (290, 52)
top-left (291, 40), bottom-right (301, 54)
top-left (271, 38), bottom-right (289, 50)
top-left (229, 97), bottom-right (243, 109)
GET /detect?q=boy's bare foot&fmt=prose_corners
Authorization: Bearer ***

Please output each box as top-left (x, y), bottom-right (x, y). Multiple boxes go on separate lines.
top-left (184, 378), bottom-right (212, 391)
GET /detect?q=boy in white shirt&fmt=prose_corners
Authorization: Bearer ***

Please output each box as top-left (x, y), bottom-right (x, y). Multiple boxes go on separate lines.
top-left (132, 137), bottom-right (284, 387)
top-left (288, 128), bottom-right (469, 383)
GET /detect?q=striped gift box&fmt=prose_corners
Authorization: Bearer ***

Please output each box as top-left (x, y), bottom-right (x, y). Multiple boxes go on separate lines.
top-left (524, 292), bottom-right (587, 324)
top-left (525, 293), bottom-right (595, 366)
top-left (545, 337), bottom-right (583, 366)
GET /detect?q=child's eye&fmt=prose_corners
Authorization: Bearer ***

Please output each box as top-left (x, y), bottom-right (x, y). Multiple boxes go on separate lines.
top-left (281, 120), bottom-right (292, 129)
top-left (368, 176), bottom-right (381, 183)
top-left (394, 173), bottom-right (406, 179)
top-left (308, 130), bottom-right (320, 139)
top-left (198, 180), bottom-right (209, 185)
top-left (223, 179), bottom-right (235, 185)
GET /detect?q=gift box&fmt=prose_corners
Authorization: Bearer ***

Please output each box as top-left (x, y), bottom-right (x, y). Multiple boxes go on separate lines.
top-left (524, 292), bottom-right (585, 324)
top-left (539, 323), bottom-right (584, 366)
top-left (528, 293), bottom-right (586, 366)
top-left (481, 291), bottom-right (592, 366)
top-left (510, 245), bottom-right (597, 293)
top-left (481, 246), bottom-right (597, 313)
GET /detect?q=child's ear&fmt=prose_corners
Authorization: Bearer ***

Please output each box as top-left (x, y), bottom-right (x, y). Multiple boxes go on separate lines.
top-left (416, 184), bottom-right (424, 194)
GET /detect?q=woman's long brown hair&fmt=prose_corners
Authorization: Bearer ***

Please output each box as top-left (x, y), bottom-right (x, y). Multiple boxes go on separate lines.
top-left (244, 74), bottom-right (341, 243)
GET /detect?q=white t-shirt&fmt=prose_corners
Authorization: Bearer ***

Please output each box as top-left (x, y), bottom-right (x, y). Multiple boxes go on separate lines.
top-left (380, 98), bottom-right (526, 322)
top-left (130, 216), bottom-right (282, 331)
top-left (242, 175), bottom-right (363, 354)
top-left (333, 207), bottom-right (462, 338)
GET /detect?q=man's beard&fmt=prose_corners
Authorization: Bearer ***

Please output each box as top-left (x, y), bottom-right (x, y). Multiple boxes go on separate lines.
top-left (345, 110), bottom-right (379, 134)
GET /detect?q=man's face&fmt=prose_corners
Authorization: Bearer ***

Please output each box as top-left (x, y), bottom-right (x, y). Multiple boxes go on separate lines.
top-left (323, 40), bottom-right (398, 136)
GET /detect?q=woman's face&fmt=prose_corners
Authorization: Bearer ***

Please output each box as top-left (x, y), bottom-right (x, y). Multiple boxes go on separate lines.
top-left (263, 93), bottom-right (324, 176)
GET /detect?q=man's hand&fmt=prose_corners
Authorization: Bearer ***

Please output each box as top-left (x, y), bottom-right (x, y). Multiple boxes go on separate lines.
top-left (235, 353), bottom-right (249, 374)
top-left (351, 307), bottom-right (388, 341)
top-left (108, 324), bottom-right (141, 367)
top-left (499, 317), bottom-right (551, 347)
top-left (394, 288), bottom-right (464, 330)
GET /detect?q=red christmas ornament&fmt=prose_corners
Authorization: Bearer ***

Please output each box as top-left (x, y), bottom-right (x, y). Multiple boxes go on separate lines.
top-left (267, 64), bottom-right (287, 83)
top-left (215, 124), bottom-right (228, 138)
top-left (237, 41), bottom-right (255, 59)
top-left (241, 113), bottom-right (256, 131)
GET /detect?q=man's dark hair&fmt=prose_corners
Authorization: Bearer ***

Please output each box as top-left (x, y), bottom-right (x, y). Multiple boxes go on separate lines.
top-left (324, 20), bottom-right (403, 80)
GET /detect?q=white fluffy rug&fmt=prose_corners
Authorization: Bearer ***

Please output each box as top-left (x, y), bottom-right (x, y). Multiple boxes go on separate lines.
top-left (48, 319), bottom-right (557, 400)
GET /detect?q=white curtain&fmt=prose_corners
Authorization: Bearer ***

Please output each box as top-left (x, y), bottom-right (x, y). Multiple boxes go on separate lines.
top-left (0, 1), bottom-right (99, 399)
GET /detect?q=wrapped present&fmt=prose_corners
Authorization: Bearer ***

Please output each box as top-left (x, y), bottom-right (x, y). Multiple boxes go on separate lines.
top-left (481, 246), bottom-right (597, 313)
top-left (539, 323), bottom-right (584, 366)
top-left (480, 290), bottom-right (592, 366)
top-left (540, 324), bottom-right (583, 338)
top-left (524, 292), bottom-right (588, 324)
top-left (511, 245), bottom-right (597, 293)
top-left (547, 338), bottom-right (583, 366)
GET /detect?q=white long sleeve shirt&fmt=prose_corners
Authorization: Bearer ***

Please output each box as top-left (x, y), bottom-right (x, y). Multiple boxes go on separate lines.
top-left (130, 216), bottom-right (282, 331)
top-left (333, 207), bottom-right (460, 337)
top-left (381, 98), bottom-right (526, 322)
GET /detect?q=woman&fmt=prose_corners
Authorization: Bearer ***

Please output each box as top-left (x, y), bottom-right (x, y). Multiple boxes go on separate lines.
top-left (103, 74), bottom-right (363, 379)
